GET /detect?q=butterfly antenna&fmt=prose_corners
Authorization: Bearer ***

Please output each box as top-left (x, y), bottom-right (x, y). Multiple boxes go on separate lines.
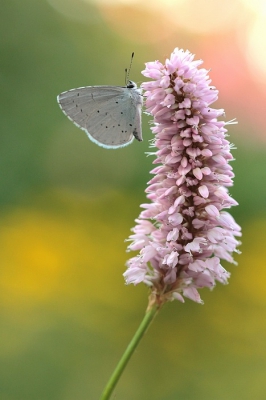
top-left (125, 52), bottom-right (135, 85)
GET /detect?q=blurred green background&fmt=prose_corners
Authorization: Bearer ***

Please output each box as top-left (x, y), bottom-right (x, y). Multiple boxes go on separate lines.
top-left (1, 0), bottom-right (266, 399)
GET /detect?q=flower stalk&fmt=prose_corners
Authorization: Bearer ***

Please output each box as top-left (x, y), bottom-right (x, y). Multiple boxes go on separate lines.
top-left (100, 300), bottom-right (160, 400)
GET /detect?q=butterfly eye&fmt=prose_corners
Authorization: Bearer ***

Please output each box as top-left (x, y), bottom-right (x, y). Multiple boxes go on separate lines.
top-left (127, 81), bottom-right (137, 89)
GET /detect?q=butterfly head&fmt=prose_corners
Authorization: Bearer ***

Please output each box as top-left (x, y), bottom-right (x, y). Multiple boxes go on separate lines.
top-left (127, 80), bottom-right (137, 89)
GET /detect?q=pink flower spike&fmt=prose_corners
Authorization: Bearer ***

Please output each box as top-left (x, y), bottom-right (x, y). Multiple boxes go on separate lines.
top-left (163, 251), bottom-right (179, 268)
top-left (168, 213), bottom-right (183, 226)
top-left (205, 204), bottom-right (220, 218)
top-left (167, 228), bottom-right (179, 241)
top-left (124, 48), bottom-right (241, 305)
top-left (183, 287), bottom-right (203, 304)
top-left (198, 185), bottom-right (209, 198)
top-left (161, 93), bottom-right (176, 107)
top-left (193, 167), bottom-right (203, 180)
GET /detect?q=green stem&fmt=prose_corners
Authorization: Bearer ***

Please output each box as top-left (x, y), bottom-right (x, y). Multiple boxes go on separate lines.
top-left (100, 302), bottom-right (160, 400)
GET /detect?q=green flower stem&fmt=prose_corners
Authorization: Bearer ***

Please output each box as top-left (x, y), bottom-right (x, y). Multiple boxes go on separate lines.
top-left (100, 302), bottom-right (160, 400)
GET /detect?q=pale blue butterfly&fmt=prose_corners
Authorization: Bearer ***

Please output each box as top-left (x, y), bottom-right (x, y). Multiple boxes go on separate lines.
top-left (57, 55), bottom-right (143, 149)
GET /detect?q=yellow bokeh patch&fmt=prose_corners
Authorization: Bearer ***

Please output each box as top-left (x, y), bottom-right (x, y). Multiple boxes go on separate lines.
top-left (0, 190), bottom-right (145, 316)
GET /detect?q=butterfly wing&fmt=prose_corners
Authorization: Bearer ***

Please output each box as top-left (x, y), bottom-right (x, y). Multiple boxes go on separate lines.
top-left (57, 86), bottom-right (143, 148)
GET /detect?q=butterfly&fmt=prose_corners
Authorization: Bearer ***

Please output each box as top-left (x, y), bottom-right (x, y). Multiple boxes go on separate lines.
top-left (57, 80), bottom-right (143, 149)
